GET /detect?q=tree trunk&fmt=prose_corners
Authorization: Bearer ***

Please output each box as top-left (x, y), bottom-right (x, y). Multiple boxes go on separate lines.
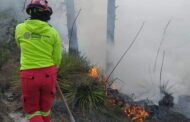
top-left (106, 0), bottom-right (116, 76)
top-left (65, 0), bottom-right (79, 56)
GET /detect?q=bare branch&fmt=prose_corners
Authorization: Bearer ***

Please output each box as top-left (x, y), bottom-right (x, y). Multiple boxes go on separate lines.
top-left (160, 51), bottom-right (165, 90)
top-left (106, 22), bottom-right (145, 84)
top-left (153, 19), bottom-right (171, 72)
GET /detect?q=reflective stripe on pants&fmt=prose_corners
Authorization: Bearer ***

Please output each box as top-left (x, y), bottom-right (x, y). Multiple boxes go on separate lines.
top-left (26, 110), bottom-right (50, 120)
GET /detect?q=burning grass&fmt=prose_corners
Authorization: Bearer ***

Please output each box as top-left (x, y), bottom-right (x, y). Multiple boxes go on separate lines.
top-left (123, 104), bottom-right (148, 122)
top-left (106, 88), bottom-right (149, 122)
top-left (87, 66), bottom-right (149, 122)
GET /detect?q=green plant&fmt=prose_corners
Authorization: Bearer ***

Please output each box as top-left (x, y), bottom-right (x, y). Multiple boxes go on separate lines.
top-left (59, 79), bottom-right (77, 103)
top-left (59, 75), bottom-right (106, 113)
top-left (75, 80), bottom-right (105, 112)
top-left (56, 52), bottom-right (105, 112)
top-left (58, 52), bottom-right (90, 78)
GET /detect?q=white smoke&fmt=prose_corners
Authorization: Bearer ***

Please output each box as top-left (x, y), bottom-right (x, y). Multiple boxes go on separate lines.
top-left (74, 0), bottom-right (190, 104)
top-left (1, 0), bottom-right (190, 104)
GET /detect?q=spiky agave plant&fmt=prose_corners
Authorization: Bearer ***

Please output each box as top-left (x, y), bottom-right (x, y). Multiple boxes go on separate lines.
top-left (159, 81), bottom-right (174, 107)
top-left (59, 76), bottom-right (106, 113)
top-left (74, 78), bottom-right (106, 112)
top-left (58, 52), bottom-right (90, 78)
top-left (58, 52), bottom-right (106, 112)
top-left (58, 79), bottom-right (77, 103)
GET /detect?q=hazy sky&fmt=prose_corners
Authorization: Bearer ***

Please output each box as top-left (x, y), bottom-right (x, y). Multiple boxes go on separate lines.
top-left (1, 0), bottom-right (190, 102)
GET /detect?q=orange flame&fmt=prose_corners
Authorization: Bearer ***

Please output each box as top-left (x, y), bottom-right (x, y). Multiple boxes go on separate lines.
top-left (123, 104), bottom-right (149, 122)
top-left (103, 74), bottom-right (149, 122)
top-left (89, 67), bottom-right (98, 78)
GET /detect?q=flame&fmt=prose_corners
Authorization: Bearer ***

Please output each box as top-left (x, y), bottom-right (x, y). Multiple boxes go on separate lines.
top-left (89, 67), bottom-right (98, 78)
top-left (107, 95), bottom-right (149, 122)
top-left (123, 104), bottom-right (149, 122)
top-left (102, 74), bottom-right (149, 122)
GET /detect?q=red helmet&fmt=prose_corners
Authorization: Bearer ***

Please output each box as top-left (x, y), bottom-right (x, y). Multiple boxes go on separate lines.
top-left (26, 0), bottom-right (52, 15)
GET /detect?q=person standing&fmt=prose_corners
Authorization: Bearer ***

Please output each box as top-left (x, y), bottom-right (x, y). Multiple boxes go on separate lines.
top-left (15, 0), bottom-right (62, 121)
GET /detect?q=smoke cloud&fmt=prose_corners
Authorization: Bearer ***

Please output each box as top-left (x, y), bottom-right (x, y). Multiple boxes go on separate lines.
top-left (75, 0), bottom-right (190, 103)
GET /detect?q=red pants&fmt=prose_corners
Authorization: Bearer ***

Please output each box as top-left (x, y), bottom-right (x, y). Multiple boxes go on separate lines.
top-left (20, 66), bottom-right (57, 122)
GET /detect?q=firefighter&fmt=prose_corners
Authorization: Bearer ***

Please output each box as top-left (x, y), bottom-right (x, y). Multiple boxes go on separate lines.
top-left (15, 0), bottom-right (62, 122)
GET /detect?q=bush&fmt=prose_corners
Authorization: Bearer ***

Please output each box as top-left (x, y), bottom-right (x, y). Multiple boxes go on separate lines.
top-left (59, 76), bottom-right (106, 112)
top-left (58, 53), bottom-right (106, 112)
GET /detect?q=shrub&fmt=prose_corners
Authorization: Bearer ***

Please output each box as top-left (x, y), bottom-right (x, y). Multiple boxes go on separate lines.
top-left (57, 52), bottom-right (107, 112)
